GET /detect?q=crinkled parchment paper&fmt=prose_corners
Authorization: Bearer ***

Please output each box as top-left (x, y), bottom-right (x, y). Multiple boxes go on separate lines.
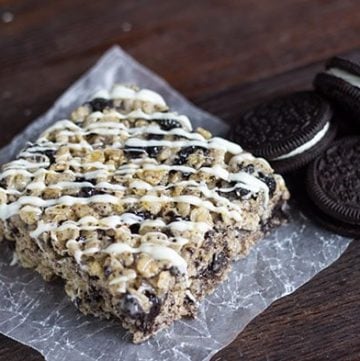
top-left (0, 46), bottom-right (352, 361)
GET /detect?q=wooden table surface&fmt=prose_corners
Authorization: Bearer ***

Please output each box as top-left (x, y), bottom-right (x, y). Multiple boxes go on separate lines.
top-left (0, 0), bottom-right (359, 360)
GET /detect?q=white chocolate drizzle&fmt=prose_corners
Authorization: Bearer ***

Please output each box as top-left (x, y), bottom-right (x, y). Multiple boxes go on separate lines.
top-left (104, 243), bottom-right (188, 274)
top-left (93, 85), bottom-right (167, 108)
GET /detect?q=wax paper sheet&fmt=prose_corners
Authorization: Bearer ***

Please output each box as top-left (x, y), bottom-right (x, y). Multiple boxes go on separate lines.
top-left (0, 46), bottom-right (352, 361)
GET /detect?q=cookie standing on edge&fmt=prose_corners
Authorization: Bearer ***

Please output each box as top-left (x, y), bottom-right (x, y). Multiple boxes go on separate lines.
top-left (230, 91), bottom-right (337, 173)
top-left (306, 136), bottom-right (360, 237)
top-left (314, 56), bottom-right (360, 123)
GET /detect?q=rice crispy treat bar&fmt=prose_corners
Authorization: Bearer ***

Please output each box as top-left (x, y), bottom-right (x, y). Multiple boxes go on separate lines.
top-left (0, 85), bottom-right (289, 342)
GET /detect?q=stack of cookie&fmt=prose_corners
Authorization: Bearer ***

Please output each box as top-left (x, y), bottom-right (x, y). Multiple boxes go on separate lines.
top-left (231, 56), bottom-right (360, 237)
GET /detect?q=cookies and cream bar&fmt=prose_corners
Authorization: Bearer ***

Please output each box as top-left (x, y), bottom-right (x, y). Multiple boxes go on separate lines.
top-left (0, 85), bottom-right (289, 342)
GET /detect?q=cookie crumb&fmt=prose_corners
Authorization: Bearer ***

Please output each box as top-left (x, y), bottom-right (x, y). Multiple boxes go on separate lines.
top-left (1, 11), bottom-right (14, 23)
top-left (122, 22), bottom-right (132, 32)
top-left (2, 90), bottom-right (12, 99)
top-left (24, 109), bottom-right (32, 117)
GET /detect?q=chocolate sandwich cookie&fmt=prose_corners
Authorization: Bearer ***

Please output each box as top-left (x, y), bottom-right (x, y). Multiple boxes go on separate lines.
top-left (314, 56), bottom-right (360, 123)
top-left (231, 91), bottom-right (337, 173)
top-left (304, 201), bottom-right (360, 238)
top-left (306, 136), bottom-right (360, 237)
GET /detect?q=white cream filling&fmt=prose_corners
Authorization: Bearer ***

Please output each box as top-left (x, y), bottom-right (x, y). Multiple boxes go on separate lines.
top-left (326, 67), bottom-right (360, 88)
top-left (273, 121), bottom-right (330, 161)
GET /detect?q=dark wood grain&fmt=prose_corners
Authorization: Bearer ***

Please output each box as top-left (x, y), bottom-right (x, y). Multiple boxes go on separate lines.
top-left (0, 0), bottom-right (359, 360)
